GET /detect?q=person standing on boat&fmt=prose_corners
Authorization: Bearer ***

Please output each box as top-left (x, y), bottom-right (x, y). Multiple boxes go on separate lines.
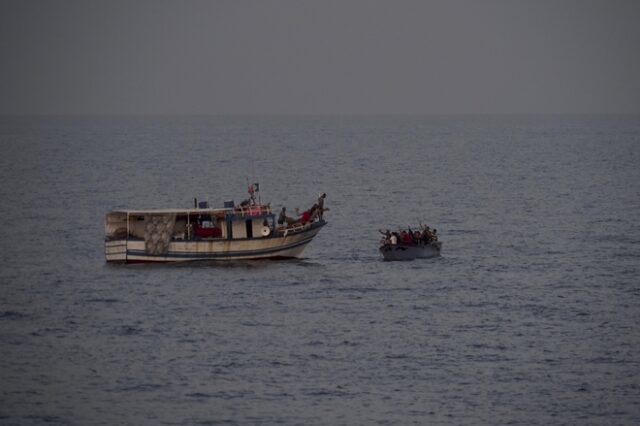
top-left (317, 193), bottom-right (327, 220)
top-left (278, 207), bottom-right (287, 225)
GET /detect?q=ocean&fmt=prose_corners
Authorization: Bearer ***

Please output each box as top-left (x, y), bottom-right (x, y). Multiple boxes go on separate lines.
top-left (1, 115), bottom-right (639, 425)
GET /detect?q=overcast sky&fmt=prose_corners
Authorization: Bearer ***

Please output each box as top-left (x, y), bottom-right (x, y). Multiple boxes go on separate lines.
top-left (1, 0), bottom-right (639, 114)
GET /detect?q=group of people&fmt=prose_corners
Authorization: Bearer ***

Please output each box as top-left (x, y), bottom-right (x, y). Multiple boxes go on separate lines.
top-left (278, 193), bottom-right (327, 226)
top-left (379, 226), bottom-right (438, 246)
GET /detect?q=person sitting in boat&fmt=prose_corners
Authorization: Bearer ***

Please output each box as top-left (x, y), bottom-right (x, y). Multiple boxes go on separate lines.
top-left (379, 229), bottom-right (391, 245)
top-left (390, 232), bottom-right (398, 245)
top-left (420, 228), bottom-right (430, 244)
top-left (277, 206), bottom-right (296, 226)
top-left (299, 204), bottom-right (317, 224)
top-left (406, 227), bottom-right (418, 244)
top-left (413, 230), bottom-right (421, 244)
top-left (406, 230), bottom-right (414, 244)
top-left (400, 230), bottom-right (413, 245)
top-left (421, 226), bottom-right (438, 244)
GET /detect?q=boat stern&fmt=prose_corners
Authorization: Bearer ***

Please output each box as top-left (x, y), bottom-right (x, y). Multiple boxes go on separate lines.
top-left (105, 239), bottom-right (127, 262)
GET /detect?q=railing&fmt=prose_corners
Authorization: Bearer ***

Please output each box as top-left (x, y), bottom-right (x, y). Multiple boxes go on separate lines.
top-left (231, 204), bottom-right (272, 218)
top-left (275, 220), bottom-right (324, 236)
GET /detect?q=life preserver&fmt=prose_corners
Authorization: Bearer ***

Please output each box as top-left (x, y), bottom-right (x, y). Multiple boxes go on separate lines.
top-left (261, 226), bottom-right (271, 237)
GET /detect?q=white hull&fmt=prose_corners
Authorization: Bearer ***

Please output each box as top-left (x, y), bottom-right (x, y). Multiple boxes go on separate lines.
top-left (106, 221), bottom-right (325, 263)
top-left (379, 241), bottom-right (442, 261)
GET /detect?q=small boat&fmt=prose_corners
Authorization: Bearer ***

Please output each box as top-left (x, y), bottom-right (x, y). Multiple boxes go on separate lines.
top-left (105, 187), bottom-right (327, 263)
top-left (379, 241), bottom-right (442, 261)
top-left (378, 226), bottom-right (442, 261)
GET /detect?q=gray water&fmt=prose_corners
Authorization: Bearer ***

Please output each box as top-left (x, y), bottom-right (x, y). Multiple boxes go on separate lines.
top-left (1, 115), bottom-right (639, 425)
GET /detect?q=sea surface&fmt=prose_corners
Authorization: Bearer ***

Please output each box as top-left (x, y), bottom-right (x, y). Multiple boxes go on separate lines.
top-left (1, 115), bottom-right (639, 425)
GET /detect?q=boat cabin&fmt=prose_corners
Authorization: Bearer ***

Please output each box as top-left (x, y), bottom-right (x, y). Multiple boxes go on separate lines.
top-left (105, 203), bottom-right (276, 242)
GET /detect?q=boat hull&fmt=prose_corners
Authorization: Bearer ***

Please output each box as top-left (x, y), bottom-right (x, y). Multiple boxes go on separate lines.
top-left (379, 241), bottom-right (442, 261)
top-left (106, 221), bottom-right (325, 263)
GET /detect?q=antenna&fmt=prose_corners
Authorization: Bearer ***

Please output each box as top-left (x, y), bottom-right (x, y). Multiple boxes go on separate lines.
top-left (257, 180), bottom-right (261, 205)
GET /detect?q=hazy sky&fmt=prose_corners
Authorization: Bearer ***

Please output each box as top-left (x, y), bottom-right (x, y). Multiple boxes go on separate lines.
top-left (1, 0), bottom-right (639, 114)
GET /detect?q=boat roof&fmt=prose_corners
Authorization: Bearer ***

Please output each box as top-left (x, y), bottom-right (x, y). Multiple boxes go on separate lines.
top-left (107, 204), bottom-right (275, 216)
top-left (107, 207), bottom-right (234, 215)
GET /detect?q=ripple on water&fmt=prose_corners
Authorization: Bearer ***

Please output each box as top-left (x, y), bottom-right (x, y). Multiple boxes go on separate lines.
top-left (2, 115), bottom-right (640, 425)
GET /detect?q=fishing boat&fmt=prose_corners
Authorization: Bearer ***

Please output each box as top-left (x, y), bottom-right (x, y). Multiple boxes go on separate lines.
top-left (104, 187), bottom-right (327, 263)
top-left (378, 226), bottom-right (442, 261)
